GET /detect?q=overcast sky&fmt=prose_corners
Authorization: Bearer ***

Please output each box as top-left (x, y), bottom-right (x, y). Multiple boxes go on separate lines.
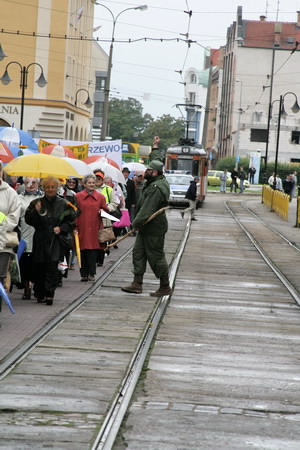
top-left (93, 0), bottom-right (300, 119)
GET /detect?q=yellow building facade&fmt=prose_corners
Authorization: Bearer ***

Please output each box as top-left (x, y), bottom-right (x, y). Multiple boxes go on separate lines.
top-left (0, 0), bottom-right (107, 140)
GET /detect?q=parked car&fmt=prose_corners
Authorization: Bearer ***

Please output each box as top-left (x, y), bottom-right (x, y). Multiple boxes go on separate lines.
top-left (207, 170), bottom-right (250, 189)
top-left (165, 173), bottom-right (194, 205)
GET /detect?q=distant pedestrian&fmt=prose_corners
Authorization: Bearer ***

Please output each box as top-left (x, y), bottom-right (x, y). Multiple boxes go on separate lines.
top-left (219, 169), bottom-right (228, 193)
top-left (122, 167), bottom-right (136, 227)
top-left (283, 175), bottom-right (294, 202)
top-left (268, 173), bottom-right (282, 191)
top-left (180, 176), bottom-right (199, 220)
top-left (248, 166), bottom-right (256, 184)
top-left (238, 167), bottom-right (246, 194)
top-left (291, 171), bottom-right (297, 197)
top-left (230, 168), bottom-right (238, 193)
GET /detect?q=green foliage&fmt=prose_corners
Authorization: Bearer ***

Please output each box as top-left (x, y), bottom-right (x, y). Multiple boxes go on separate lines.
top-left (139, 114), bottom-right (185, 149)
top-left (215, 156), bottom-right (249, 172)
top-left (108, 98), bottom-right (185, 149)
top-left (259, 162), bottom-right (300, 183)
top-left (108, 97), bottom-right (150, 142)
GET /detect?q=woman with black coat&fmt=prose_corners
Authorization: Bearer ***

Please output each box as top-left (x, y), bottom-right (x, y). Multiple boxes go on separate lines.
top-left (25, 176), bottom-right (76, 305)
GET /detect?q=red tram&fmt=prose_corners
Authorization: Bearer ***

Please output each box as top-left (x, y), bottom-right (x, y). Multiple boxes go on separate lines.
top-left (165, 139), bottom-right (208, 203)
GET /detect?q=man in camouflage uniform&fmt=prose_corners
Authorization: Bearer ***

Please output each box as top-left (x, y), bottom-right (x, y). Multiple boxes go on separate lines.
top-left (121, 160), bottom-right (172, 297)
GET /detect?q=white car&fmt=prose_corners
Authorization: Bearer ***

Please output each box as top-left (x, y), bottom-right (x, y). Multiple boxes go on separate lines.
top-left (165, 173), bottom-right (194, 205)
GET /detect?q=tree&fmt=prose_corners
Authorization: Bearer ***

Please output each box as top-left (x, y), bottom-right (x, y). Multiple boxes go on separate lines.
top-left (139, 115), bottom-right (185, 150)
top-left (108, 97), bottom-right (151, 142)
top-left (107, 98), bottom-right (185, 149)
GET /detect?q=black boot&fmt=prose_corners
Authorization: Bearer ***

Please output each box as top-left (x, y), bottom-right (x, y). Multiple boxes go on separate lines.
top-left (150, 275), bottom-right (172, 297)
top-left (121, 275), bottom-right (143, 294)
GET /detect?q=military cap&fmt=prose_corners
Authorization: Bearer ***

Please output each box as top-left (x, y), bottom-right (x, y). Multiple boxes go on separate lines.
top-left (147, 160), bottom-right (164, 172)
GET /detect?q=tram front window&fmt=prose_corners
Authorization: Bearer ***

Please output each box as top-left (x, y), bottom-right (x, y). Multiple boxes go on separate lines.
top-left (170, 159), bottom-right (193, 172)
top-left (169, 159), bottom-right (199, 176)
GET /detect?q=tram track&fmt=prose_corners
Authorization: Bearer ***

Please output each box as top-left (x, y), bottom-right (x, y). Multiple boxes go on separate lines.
top-left (225, 200), bottom-right (300, 307)
top-left (0, 210), bottom-right (189, 449)
top-left (91, 216), bottom-right (191, 450)
top-left (0, 245), bottom-right (134, 380)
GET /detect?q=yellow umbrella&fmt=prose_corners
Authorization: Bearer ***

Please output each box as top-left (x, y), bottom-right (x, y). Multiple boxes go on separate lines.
top-left (3, 153), bottom-right (80, 178)
top-left (73, 230), bottom-right (81, 268)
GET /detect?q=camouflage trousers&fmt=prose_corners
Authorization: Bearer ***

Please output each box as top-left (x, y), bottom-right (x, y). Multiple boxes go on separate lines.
top-left (132, 232), bottom-right (169, 280)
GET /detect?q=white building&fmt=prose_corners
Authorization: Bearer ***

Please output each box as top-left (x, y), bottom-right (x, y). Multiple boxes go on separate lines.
top-left (184, 67), bottom-right (209, 144)
top-left (217, 7), bottom-right (300, 164)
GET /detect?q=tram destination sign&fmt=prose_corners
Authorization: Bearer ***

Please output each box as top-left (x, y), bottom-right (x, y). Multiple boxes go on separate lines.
top-left (178, 155), bottom-right (193, 159)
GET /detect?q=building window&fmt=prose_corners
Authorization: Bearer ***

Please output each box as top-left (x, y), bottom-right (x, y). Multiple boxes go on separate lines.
top-left (291, 131), bottom-right (300, 144)
top-left (189, 92), bottom-right (196, 103)
top-left (96, 76), bottom-right (106, 91)
top-left (250, 128), bottom-right (268, 142)
top-left (190, 73), bottom-right (197, 83)
top-left (94, 101), bottom-right (104, 117)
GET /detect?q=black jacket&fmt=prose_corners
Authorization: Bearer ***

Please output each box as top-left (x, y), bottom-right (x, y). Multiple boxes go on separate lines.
top-left (185, 181), bottom-right (197, 201)
top-left (25, 195), bottom-right (75, 263)
top-left (124, 178), bottom-right (136, 209)
top-left (283, 180), bottom-right (293, 195)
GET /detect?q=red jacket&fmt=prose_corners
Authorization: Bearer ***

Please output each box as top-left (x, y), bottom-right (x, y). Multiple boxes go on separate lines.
top-left (76, 189), bottom-right (108, 250)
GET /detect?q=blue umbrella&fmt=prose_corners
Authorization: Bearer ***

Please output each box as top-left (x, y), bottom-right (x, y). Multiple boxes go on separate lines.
top-left (0, 282), bottom-right (15, 314)
top-left (0, 126), bottom-right (38, 150)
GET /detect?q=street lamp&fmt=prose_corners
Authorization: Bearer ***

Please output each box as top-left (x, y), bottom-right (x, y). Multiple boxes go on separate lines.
top-left (0, 61), bottom-right (47, 130)
top-left (0, 44), bottom-right (7, 61)
top-left (272, 91), bottom-right (300, 190)
top-left (95, 3), bottom-right (148, 140)
top-left (75, 88), bottom-right (93, 108)
top-left (235, 79), bottom-right (243, 169)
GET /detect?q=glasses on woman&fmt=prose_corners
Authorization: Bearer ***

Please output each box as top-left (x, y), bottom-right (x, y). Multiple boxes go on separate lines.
top-left (67, 180), bottom-right (76, 184)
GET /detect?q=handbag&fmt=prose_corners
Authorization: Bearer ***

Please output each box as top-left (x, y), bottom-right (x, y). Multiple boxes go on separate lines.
top-left (57, 233), bottom-right (73, 249)
top-left (110, 206), bottom-right (122, 220)
top-left (5, 230), bottom-right (19, 248)
top-left (98, 227), bottom-right (115, 243)
top-left (113, 209), bottom-right (131, 228)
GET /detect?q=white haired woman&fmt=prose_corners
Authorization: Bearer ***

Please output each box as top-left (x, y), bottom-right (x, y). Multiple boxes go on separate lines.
top-left (25, 176), bottom-right (76, 305)
top-left (76, 174), bottom-right (109, 281)
top-left (18, 177), bottom-right (43, 299)
top-left (0, 160), bottom-right (21, 318)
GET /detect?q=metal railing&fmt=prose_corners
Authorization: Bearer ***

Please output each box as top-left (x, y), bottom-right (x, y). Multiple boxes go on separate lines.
top-left (262, 185), bottom-right (289, 220)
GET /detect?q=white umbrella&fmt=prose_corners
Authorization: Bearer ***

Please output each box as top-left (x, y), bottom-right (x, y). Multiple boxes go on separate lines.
top-left (61, 157), bottom-right (92, 177)
top-left (123, 162), bottom-right (146, 172)
top-left (88, 161), bottom-right (125, 184)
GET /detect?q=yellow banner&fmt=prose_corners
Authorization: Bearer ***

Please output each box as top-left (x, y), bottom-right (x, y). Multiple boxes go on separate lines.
top-left (38, 140), bottom-right (88, 160)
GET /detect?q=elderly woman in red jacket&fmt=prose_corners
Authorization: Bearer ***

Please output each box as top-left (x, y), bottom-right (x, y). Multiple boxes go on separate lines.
top-left (76, 174), bottom-right (109, 282)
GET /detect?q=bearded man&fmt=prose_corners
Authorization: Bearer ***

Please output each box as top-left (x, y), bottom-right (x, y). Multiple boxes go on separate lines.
top-left (121, 160), bottom-right (172, 297)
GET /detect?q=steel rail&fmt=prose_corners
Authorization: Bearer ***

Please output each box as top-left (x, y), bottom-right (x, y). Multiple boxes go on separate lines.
top-left (91, 218), bottom-right (192, 450)
top-left (241, 200), bottom-right (300, 252)
top-left (0, 245), bottom-right (134, 380)
top-left (225, 201), bottom-right (300, 307)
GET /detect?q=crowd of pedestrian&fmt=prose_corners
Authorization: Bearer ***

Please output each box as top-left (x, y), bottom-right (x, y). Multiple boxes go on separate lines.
top-left (218, 166), bottom-right (252, 194)
top-left (0, 159), bottom-right (148, 311)
top-left (268, 170), bottom-right (297, 201)
top-left (0, 135), bottom-right (175, 324)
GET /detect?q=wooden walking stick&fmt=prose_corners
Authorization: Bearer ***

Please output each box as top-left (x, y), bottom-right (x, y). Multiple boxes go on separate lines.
top-left (106, 206), bottom-right (171, 249)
